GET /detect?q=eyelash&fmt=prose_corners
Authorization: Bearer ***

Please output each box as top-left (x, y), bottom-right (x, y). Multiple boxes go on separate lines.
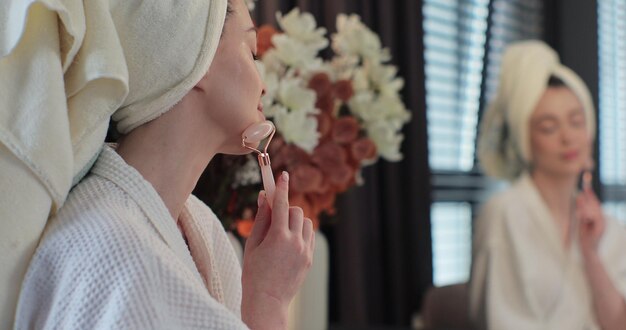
top-left (252, 53), bottom-right (259, 61)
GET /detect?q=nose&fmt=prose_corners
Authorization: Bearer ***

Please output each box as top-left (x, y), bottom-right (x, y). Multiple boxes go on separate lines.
top-left (261, 82), bottom-right (267, 97)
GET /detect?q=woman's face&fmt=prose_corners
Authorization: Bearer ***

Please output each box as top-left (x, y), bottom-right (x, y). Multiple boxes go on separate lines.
top-left (198, 0), bottom-right (265, 154)
top-left (529, 86), bottom-right (591, 178)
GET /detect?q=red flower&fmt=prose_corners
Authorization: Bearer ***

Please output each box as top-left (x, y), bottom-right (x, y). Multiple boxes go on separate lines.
top-left (271, 141), bottom-right (311, 171)
top-left (316, 113), bottom-right (334, 139)
top-left (291, 164), bottom-right (324, 193)
top-left (331, 116), bottom-right (360, 144)
top-left (308, 72), bottom-right (332, 96)
top-left (257, 25), bottom-right (278, 57)
top-left (327, 162), bottom-right (354, 191)
top-left (334, 79), bottom-right (354, 102)
top-left (311, 142), bottom-right (347, 174)
top-left (310, 191), bottom-right (336, 215)
top-left (351, 137), bottom-right (377, 161)
top-left (315, 91), bottom-right (335, 114)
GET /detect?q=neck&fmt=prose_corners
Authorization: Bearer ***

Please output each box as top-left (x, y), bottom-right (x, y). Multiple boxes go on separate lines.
top-left (531, 169), bottom-right (578, 245)
top-left (115, 103), bottom-right (220, 221)
top-left (531, 170), bottom-right (578, 213)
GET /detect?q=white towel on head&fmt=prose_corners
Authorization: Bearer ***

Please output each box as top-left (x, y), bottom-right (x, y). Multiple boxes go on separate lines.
top-left (1, 0), bottom-right (227, 208)
top-left (478, 40), bottom-right (595, 180)
top-left (0, 0), bottom-right (227, 326)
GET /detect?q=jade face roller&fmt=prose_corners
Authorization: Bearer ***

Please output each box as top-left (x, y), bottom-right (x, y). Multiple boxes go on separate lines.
top-left (242, 120), bottom-right (276, 208)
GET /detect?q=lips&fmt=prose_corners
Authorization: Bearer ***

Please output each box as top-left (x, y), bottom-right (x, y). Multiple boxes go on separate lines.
top-left (257, 103), bottom-right (264, 113)
top-left (561, 150), bottom-right (579, 161)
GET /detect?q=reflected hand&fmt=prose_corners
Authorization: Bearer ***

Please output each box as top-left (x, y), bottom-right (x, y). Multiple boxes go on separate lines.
top-left (576, 186), bottom-right (605, 256)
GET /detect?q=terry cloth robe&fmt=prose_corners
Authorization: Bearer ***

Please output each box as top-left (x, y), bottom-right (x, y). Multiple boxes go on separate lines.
top-left (469, 173), bottom-right (626, 330)
top-left (15, 145), bottom-right (248, 329)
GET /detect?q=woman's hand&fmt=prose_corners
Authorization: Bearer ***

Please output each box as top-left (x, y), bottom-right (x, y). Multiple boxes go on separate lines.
top-left (241, 171), bottom-right (315, 330)
top-left (576, 186), bottom-right (605, 257)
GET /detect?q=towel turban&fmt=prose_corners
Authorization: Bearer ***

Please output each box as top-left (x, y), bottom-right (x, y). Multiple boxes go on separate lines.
top-left (1, 0), bottom-right (228, 208)
top-left (477, 40), bottom-right (596, 180)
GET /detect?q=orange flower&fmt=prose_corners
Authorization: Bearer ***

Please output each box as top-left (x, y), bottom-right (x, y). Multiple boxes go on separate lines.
top-left (334, 79), bottom-right (354, 101)
top-left (331, 116), bottom-right (360, 144)
top-left (236, 219), bottom-right (254, 238)
top-left (257, 25), bottom-right (278, 57)
top-left (351, 137), bottom-right (377, 161)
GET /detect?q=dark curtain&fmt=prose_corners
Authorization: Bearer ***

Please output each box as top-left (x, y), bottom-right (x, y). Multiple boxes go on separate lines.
top-left (252, 1), bottom-right (432, 327)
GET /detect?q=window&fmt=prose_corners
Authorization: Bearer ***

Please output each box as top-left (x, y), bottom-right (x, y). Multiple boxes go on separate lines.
top-left (423, 0), bottom-right (544, 286)
top-left (598, 0), bottom-right (626, 224)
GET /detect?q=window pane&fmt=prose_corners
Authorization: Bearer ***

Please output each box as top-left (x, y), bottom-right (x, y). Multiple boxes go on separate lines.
top-left (604, 201), bottom-right (626, 225)
top-left (598, 0), bottom-right (626, 187)
top-left (431, 202), bottom-right (472, 286)
top-left (423, 0), bottom-right (489, 171)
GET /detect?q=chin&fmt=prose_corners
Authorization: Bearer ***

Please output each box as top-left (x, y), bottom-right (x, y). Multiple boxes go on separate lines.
top-left (222, 146), bottom-right (254, 156)
top-left (548, 163), bottom-right (583, 178)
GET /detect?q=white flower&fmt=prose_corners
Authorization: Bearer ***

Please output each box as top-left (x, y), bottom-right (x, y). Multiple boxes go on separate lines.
top-left (329, 55), bottom-right (360, 80)
top-left (366, 61), bottom-right (404, 96)
top-left (232, 154), bottom-right (262, 188)
top-left (273, 110), bottom-right (320, 153)
top-left (332, 14), bottom-right (390, 63)
top-left (262, 103), bottom-right (286, 118)
top-left (276, 76), bottom-right (318, 115)
top-left (271, 34), bottom-right (323, 69)
top-left (276, 9), bottom-right (328, 51)
top-left (257, 62), bottom-right (280, 111)
top-left (365, 121), bottom-right (405, 161)
top-left (348, 90), bottom-right (376, 121)
top-left (351, 67), bottom-right (370, 91)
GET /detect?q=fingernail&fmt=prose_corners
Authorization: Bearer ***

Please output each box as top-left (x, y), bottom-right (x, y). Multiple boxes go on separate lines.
top-left (257, 191), bottom-right (266, 207)
top-left (282, 171), bottom-right (289, 182)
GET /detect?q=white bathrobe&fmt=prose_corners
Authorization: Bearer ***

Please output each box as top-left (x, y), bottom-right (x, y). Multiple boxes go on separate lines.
top-left (469, 174), bottom-right (626, 330)
top-left (15, 145), bottom-right (247, 329)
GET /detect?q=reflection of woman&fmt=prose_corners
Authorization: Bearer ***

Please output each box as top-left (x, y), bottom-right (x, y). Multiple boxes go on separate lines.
top-left (9, 0), bottom-right (313, 328)
top-left (470, 41), bottom-right (626, 330)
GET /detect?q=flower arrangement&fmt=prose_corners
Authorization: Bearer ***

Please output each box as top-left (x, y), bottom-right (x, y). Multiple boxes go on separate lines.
top-left (200, 8), bottom-right (410, 237)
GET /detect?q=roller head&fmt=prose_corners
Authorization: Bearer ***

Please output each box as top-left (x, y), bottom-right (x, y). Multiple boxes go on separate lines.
top-left (242, 121), bottom-right (275, 144)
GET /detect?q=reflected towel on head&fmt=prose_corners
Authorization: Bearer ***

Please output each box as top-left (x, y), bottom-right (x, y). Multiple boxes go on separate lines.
top-left (477, 40), bottom-right (595, 180)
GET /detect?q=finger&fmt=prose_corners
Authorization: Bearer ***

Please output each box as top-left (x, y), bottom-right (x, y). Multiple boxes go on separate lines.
top-left (288, 207), bottom-right (304, 233)
top-left (308, 224), bottom-right (316, 254)
top-left (269, 171), bottom-right (290, 234)
top-left (247, 191), bottom-right (271, 247)
top-left (303, 217), bottom-right (313, 242)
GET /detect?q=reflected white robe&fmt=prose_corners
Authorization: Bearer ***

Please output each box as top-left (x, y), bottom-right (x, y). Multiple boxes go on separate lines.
top-left (15, 145), bottom-right (248, 329)
top-left (469, 174), bottom-right (626, 330)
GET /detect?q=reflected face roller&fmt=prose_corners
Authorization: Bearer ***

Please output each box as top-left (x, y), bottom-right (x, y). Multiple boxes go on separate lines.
top-left (242, 121), bottom-right (276, 208)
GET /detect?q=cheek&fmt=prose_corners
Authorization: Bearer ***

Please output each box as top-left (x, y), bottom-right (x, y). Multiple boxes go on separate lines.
top-left (531, 135), bottom-right (552, 155)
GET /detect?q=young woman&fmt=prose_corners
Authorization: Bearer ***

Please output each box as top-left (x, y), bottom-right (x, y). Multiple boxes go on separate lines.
top-left (470, 40), bottom-right (626, 330)
top-left (12, 0), bottom-right (313, 328)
